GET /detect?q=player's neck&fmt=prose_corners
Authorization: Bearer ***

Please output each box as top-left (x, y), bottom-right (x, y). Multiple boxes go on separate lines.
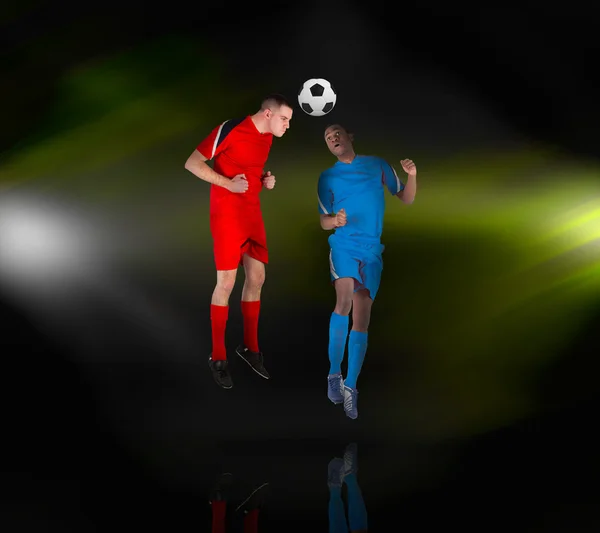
top-left (250, 113), bottom-right (269, 134)
top-left (337, 151), bottom-right (356, 164)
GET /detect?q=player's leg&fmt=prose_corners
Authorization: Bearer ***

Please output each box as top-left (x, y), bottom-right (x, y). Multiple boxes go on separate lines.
top-left (235, 246), bottom-right (270, 379)
top-left (327, 277), bottom-right (353, 404)
top-left (211, 268), bottom-right (238, 358)
top-left (241, 252), bottom-right (265, 354)
top-left (328, 245), bottom-right (360, 405)
top-left (209, 268), bottom-right (238, 389)
top-left (209, 221), bottom-right (245, 389)
top-left (343, 254), bottom-right (381, 419)
top-left (345, 289), bottom-right (371, 390)
top-left (234, 217), bottom-right (270, 378)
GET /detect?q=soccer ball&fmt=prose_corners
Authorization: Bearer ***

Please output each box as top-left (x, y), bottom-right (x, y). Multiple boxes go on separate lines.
top-left (297, 78), bottom-right (337, 117)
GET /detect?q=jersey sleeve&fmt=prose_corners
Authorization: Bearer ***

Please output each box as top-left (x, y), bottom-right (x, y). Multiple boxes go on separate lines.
top-left (317, 172), bottom-right (334, 215)
top-left (381, 159), bottom-right (405, 195)
top-left (196, 120), bottom-right (232, 160)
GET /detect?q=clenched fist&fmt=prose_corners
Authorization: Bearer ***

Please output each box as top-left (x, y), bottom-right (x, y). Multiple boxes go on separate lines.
top-left (228, 174), bottom-right (248, 193)
top-left (334, 208), bottom-right (347, 228)
top-left (262, 170), bottom-right (276, 189)
top-left (400, 159), bottom-right (417, 176)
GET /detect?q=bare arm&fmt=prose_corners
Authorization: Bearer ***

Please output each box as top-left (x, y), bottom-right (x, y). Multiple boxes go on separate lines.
top-left (396, 159), bottom-right (417, 204)
top-left (184, 149), bottom-right (232, 191)
top-left (396, 172), bottom-right (416, 204)
top-left (320, 208), bottom-right (346, 230)
top-left (320, 214), bottom-right (337, 230)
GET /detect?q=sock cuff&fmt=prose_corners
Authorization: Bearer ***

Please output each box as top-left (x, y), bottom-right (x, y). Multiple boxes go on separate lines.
top-left (241, 300), bottom-right (261, 316)
top-left (210, 304), bottom-right (229, 320)
top-left (349, 330), bottom-right (368, 342)
top-left (331, 311), bottom-right (349, 326)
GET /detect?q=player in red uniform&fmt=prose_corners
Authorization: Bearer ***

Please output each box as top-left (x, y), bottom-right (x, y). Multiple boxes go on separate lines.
top-left (185, 94), bottom-right (293, 389)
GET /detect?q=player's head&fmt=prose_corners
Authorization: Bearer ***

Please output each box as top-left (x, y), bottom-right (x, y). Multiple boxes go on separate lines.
top-left (324, 124), bottom-right (355, 160)
top-left (258, 94), bottom-right (293, 137)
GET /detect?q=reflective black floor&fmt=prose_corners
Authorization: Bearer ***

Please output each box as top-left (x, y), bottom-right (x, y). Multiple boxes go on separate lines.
top-left (2, 288), bottom-right (599, 532)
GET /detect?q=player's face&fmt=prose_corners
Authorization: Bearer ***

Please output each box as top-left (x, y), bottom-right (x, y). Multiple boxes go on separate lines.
top-left (267, 105), bottom-right (293, 137)
top-left (324, 126), bottom-right (353, 157)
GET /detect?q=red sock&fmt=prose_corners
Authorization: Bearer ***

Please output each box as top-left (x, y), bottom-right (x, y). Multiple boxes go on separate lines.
top-left (211, 500), bottom-right (226, 533)
top-left (243, 508), bottom-right (259, 533)
top-left (210, 304), bottom-right (229, 360)
top-left (241, 300), bottom-right (260, 353)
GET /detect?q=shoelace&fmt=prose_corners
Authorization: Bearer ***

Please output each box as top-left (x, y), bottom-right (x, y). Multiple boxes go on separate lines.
top-left (328, 375), bottom-right (342, 394)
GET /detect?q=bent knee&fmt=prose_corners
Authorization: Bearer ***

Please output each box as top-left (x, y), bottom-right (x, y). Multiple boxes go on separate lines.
top-left (246, 270), bottom-right (265, 288)
top-left (334, 299), bottom-right (353, 316)
top-left (216, 272), bottom-right (237, 293)
top-left (333, 278), bottom-right (354, 315)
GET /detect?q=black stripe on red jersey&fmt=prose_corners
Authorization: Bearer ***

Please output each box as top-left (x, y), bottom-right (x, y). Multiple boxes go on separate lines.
top-left (217, 117), bottom-right (245, 149)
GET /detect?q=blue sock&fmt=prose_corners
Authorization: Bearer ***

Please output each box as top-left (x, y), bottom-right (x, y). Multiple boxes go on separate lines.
top-left (328, 486), bottom-right (348, 533)
top-left (328, 312), bottom-right (349, 375)
top-left (345, 473), bottom-right (368, 531)
top-left (344, 330), bottom-right (368, 389)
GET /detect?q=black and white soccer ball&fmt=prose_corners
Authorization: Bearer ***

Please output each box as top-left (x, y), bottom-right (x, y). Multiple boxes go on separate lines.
top-left (297, 78), bottom-right (337, 117)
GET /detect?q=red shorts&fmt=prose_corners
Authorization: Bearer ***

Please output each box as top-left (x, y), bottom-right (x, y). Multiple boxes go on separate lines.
top-left (210, 212), bottom-right (268, 271)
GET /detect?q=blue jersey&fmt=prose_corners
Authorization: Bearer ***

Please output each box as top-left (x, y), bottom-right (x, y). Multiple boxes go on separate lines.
top-left (317, 155), bottom-right (405, 243)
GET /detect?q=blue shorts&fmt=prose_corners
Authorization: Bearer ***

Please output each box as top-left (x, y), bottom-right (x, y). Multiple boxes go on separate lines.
top-left (328, 234), bottom-right (384, 300)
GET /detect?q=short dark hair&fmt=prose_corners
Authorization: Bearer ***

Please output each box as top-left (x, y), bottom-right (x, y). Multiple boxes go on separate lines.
top-left (261, 93), bottom-right (293, 111)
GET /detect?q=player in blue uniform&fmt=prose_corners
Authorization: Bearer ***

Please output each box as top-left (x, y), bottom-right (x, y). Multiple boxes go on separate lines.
top-left (317, 124), bottom-right (418, 419)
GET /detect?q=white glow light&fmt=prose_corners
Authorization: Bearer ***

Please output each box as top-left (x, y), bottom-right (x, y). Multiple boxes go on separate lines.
top-left (0, 194), bottom-right (104, 297)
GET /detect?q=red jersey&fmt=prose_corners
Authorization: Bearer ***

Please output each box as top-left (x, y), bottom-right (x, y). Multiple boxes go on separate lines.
top-left (196, 116), bottom-right (273, 216)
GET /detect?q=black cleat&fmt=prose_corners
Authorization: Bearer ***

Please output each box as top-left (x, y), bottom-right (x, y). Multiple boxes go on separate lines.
top-left (235, 482), bottom-right (269, 514)
top-left (210, 472), bottom-right (233, 503)
top-left (209, 356), bottom-right (233, 389)
top-left (235, 344), bottom-right (270, 379)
